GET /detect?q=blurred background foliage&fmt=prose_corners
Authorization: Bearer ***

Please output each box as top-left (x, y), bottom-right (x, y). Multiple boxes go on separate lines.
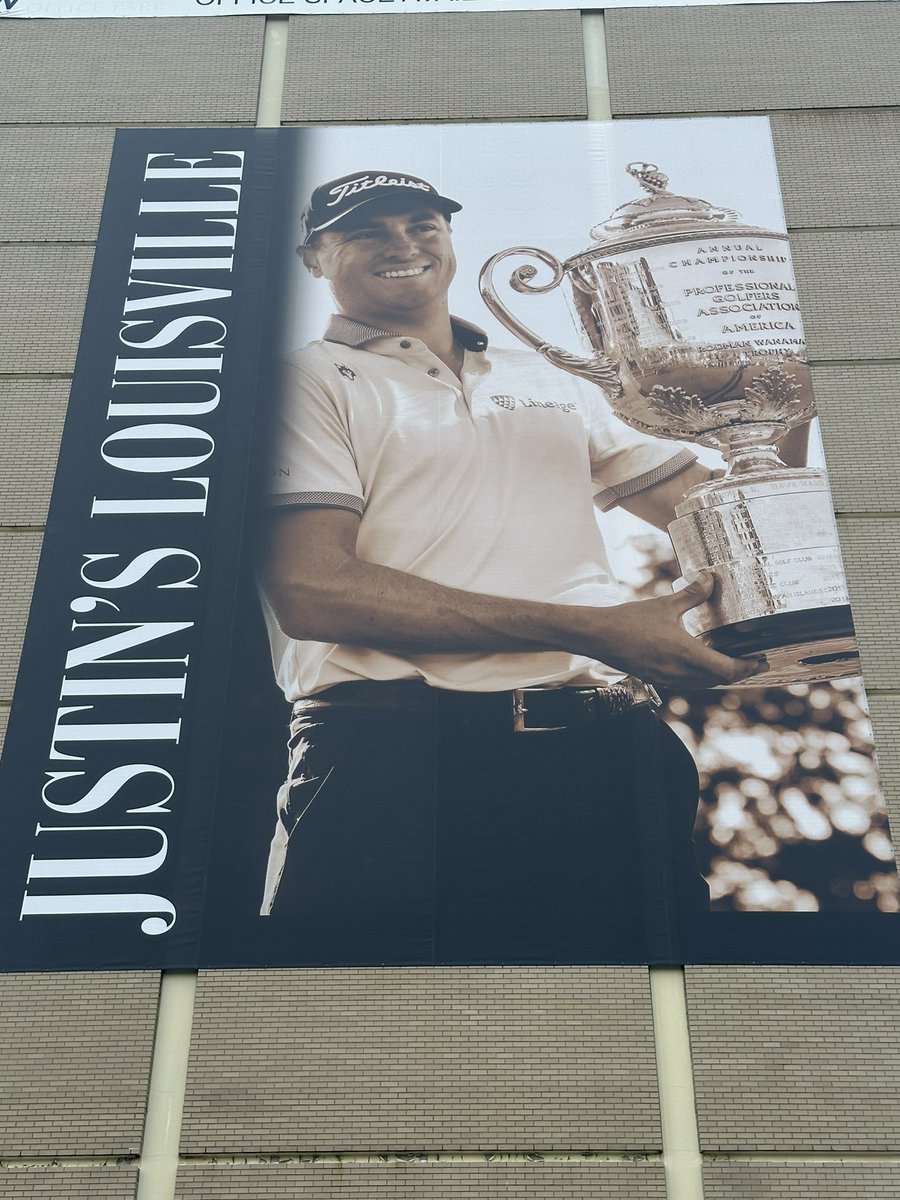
top-left (626, 531), bottom-right (899, 913)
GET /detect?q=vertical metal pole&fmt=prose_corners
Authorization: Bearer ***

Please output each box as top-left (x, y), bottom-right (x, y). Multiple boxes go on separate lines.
top-left (650, 965), bottom-right (705, 1200)
top-left (581, 11), bottom-right (612, 120)
top-left (257, 14), bottom-right (290, 128)
top-left (135, 971), bottom-right (198, 1200)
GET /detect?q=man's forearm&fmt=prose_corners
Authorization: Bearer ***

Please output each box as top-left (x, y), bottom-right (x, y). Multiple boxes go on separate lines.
top-left (262, 524), bottom-right (764, 690)
top-left (270, 550), bottom-right (582, 656)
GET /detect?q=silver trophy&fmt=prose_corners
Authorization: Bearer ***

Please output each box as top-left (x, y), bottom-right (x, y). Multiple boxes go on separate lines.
top-left (480, 162), bottom-right (858, 687)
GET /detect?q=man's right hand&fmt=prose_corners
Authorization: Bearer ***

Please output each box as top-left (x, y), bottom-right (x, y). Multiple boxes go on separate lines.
top-left (580, 572), bottom-right (767, 690)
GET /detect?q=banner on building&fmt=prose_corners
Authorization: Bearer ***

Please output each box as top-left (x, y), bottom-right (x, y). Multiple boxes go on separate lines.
top-left (0, 0), bottom-right (873, 18)
top-left (1, 118), bottom-right (897, 971)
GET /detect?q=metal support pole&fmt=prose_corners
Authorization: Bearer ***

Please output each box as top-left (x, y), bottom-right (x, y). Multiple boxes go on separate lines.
top-left (257, 14), bottom-right (290, 128)
top-left (134, 972), bottom-right (197, 1200)
top-left (582, 11), bottom-right (612, 120)
top-left (650, 965), bottom-right (705, 1200)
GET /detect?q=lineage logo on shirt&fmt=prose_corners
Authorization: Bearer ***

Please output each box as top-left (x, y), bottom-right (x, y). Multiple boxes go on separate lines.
top-left (491, 395), bottom-right (576, 414)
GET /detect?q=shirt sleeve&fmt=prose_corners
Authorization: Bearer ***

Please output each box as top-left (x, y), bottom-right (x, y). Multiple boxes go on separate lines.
top-left (264, 351), bottom-right (364, 517)
top-left (583, 385), bottom-right (697, 512)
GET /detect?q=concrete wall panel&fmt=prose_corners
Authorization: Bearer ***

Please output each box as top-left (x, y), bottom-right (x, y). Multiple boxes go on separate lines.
top-left (812, 364), bottom-right (900, 513)
top-left (771, 109), bottom-right (900, 229)
top-left (686, 964), bottom-right (900, 1151)
top-left (606, 2), bottom-right (900, 115)
top-left (0, 18), bottom-right (262, 124)
top-left (282, 12), bottom-right (586, 123)
top-left (182, 967), bottom-right (659, 1154)
top-left (0, 1169), bottom-right (138, 1199)
top-left (0, 534), bottom-right (41, 703)
top-left (0, 973), bottom-right (157, 1157)
top-left (704, 1161), bottom-right (900, 1198)
top-left (175, 1163), bottom-right (666, 1199)
top-left (836, 517), bottom-right (900, 690)
top-left (0, 381), bottom-right (70, 527)
top-left (791, 229), bottom-right (899, 361)
top-left (0, 247), bottom-right (93, 375)
top-left (0, 128), bottom-right (115, 243)
top-left (869, 694), bottom-right (900, 840)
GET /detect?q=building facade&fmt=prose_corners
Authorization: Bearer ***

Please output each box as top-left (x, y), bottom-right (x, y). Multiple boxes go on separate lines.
top-left (0, 5), bottom-right (899, 1198)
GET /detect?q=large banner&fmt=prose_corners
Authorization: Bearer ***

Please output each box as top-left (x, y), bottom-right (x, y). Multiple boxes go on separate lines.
top-left (1, 119), bottom-right (898, 970)
top-left (0, 0), bottom-right (872, 17)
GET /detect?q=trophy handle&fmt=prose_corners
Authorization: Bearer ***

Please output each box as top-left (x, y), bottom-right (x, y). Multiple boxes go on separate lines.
top-left (479, 247), bottom-right (623, 396)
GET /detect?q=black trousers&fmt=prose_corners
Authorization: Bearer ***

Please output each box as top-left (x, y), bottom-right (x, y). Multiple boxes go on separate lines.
top-left (262, 692), bottom-right (706, 965)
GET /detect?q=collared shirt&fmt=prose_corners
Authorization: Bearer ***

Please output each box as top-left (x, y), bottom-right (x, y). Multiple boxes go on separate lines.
top-left (262, 315), bottom-right (696, 699)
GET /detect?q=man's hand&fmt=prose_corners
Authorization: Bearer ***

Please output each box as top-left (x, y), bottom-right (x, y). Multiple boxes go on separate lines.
top-left (579, 571), bottom-right (767, 690)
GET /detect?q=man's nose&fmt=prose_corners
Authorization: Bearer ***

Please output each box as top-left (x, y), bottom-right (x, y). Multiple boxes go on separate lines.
top-left (383, 229), bottom-right (417, 257)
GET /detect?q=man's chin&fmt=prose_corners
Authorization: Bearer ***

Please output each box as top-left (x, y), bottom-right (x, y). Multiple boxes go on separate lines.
top-left (372, 278), bottom-right (437, 301)
top-left (367, 286), bottom-right (442, 315)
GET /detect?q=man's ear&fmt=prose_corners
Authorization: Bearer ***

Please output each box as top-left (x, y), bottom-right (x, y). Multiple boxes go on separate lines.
top-left (299, 244), bottom-right (323, 278)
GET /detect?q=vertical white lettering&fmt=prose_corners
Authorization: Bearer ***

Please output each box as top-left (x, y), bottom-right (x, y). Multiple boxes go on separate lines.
top-left (100, 425), bottom-right (216, 475)
top-left (42, 765), bottom-right (175, 816)
top-left (49, 707), bottom-right (183, 762)
top-left (20, 893), bottom-right (176, 936)
top-left (143, 151), bottom-right (245, 181)
top-left (91, 478), bottom-right (211, 517)
top-left (27, 824), bottom-right (169, 880)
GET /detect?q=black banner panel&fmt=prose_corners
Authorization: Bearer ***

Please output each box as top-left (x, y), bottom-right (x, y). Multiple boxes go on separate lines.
top-left (2, 121), bottom-right (897, 969)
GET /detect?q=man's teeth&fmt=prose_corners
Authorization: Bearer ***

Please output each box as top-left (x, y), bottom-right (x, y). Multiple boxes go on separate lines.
top-left (377, 267), bottom-right (427, 278)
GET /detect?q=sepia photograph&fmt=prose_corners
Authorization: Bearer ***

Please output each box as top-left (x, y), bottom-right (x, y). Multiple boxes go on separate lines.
top-left (210, 118), bottom-right (897, 966)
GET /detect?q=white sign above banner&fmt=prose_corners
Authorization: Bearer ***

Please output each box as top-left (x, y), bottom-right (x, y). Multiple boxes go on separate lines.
top-left (0, 0), bottom-right (871, 16)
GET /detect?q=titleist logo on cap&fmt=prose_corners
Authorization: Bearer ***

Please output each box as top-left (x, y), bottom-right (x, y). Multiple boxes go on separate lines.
top-left (326, 174), bottom-right (433, 208)
top-left (300, 170), bottom-right (461, 244)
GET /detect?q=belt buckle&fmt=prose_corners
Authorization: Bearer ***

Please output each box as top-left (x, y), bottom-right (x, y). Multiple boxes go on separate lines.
top-left (512, 689), bottom-right (565, 734)
top-left (624, 677), bottom-right (662, 711)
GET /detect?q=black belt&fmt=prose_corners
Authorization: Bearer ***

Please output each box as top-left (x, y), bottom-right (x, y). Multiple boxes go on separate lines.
top-left (295, 677), bottom-right (661, 734)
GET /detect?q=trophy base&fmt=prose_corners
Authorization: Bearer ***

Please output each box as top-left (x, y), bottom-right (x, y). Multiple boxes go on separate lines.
top-left (670, 469), bottom-right (859, 687)
top-left (700, 606), bottom-right (859, 688)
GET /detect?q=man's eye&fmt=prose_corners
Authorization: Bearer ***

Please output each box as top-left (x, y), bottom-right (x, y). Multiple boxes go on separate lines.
top-left (347, 229), bottom-right (378, 241)
top-left (413, 223), bottom-right (438, 232)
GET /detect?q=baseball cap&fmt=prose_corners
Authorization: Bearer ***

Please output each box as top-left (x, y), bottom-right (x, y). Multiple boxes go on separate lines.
top-left (300, 170), bottom-right (462, 244)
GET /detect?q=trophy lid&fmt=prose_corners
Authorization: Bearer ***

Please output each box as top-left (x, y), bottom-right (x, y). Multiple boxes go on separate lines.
top-left (589, 162), bottom-right (741, 246)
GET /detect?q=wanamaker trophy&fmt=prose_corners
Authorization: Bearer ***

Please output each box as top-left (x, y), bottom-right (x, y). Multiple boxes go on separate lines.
top-left (480, 161), bottom-right (859, 687)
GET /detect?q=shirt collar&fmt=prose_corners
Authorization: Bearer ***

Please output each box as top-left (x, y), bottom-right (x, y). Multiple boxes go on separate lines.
top-left (323, 313), bottom-right (489, 353)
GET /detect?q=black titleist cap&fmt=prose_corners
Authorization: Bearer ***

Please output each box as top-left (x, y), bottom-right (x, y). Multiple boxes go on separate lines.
top-left (300, 170), bottom-right (462, 245)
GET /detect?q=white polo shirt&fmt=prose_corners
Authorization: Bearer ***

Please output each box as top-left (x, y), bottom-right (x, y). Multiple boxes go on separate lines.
top-left (262, 315), bottom-right (696, 699)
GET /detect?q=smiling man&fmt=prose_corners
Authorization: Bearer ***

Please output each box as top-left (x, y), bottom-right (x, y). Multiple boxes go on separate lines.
top-left (255, 169), bottom-right (765, 963)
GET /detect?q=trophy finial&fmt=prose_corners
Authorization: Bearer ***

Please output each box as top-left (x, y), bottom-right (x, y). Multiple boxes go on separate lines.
top-left (595, 163), bottom-right (736, 239)
top-left (626, 162), bottom-right (670, 195)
